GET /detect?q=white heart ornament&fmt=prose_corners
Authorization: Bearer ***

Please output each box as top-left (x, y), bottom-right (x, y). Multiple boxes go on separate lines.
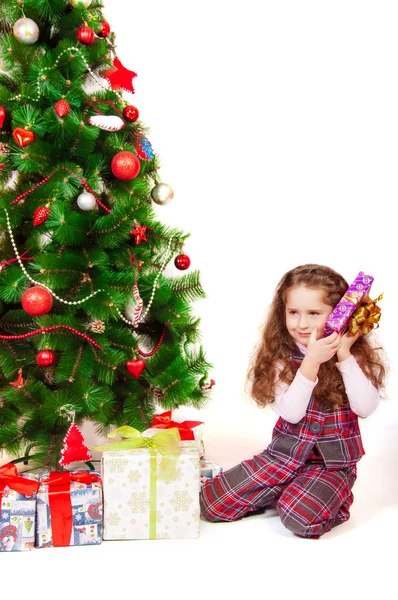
top-left (88, 115), bottom-right (125, 131)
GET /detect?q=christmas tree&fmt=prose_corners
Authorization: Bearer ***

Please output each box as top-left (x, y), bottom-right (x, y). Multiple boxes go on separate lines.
top-left (0, 0), bottom-right (212, 468)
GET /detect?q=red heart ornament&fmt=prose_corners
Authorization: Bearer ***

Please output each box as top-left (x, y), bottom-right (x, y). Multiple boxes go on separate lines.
top-left (125, 359), bottom-right (146, 378)
top-left (0, 106), bottom-right (6, 129)
top-left (13, 127), bottom-right (35, 147)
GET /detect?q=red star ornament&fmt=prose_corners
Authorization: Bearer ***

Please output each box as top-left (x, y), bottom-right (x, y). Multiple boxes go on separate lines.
top-left (102, 57), bottom-right (137, 94)
top-left (9, 369), bottom-right (25, 388)
top-left (131, 224), bottom-right (148, 245)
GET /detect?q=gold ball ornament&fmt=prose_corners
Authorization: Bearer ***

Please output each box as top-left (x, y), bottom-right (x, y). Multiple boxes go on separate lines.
top-left (13, 18), bottom-right (40, 45)
top-left (150, 183), bottom-right (174, 206)
top-left (70, 0), bottom-right (92, 7)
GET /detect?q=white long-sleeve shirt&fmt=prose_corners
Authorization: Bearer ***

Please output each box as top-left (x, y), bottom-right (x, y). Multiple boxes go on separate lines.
top-left (274, 342), bottom-right (380, 424)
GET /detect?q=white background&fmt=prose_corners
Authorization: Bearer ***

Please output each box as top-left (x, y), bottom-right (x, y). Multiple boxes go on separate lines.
top-left (3, 1), bottom-right (398, 596)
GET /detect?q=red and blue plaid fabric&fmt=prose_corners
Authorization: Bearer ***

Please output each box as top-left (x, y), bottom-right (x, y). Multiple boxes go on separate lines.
top-left (200, 348), bottom-right (363, 537)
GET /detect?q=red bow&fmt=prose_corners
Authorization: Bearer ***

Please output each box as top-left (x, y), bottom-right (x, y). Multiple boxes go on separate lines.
top-left (0, 463), bottom-right (39, 518)
top-left (148, 411), bottom-right (203, 441)
top-left (41, 471), bottom-right (101, 547)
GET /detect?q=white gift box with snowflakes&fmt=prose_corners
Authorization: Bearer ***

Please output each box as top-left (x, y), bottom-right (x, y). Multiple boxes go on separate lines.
top-left (102, 442), bottom-right (200, 540)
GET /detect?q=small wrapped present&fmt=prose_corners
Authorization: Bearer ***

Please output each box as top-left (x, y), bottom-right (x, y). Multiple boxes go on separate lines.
top-left (93, 427), bottom-right (200, 540)
top-left (0, 463), bottom-right (39, 552)
top-left (148, 411), bottom-right (205, 457)
top-left (323, 272), bottom-right (374, 337)
top-left (36, 471), bottom-right (102, 548)
top-left (200, 457), bottom-right (222, 486)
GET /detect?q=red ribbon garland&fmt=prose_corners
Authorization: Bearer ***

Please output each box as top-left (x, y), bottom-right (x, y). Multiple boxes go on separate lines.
top-left (41, 471), bottom-right (101, 547)
top-left (0, 463), bottom-right (39, 518)
top-left (148, 411), bottom-right (203, 441)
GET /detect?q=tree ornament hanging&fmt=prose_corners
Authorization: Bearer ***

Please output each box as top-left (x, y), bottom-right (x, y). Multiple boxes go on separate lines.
top-left (125, 358), bottom-right (146, 378)
top-left (151, 183), bottom-right (174, 205)
top-left (36, 349), bottom-right (56, 367)
top-left (54, 99), bottom-right (71, 118)
top-left (21, 286), bottom-right (53, 316)
top-left (0, 106), bottom-right (6, 128)
top-left (88, 114), bottom-right (125, 131)
top-left (13, 18), bottom-right (40, 45)
top-left (59, 423), bottom-right (92, 467)
top-left (123, 105), bottom-right (139, 122)
top-left (77, 191), bottom-right (97, 211)
top-left (200, 376), bottom-right (216, 391)
top-left (0, 142), bottom-right (10, 157)
top-left (13, 128), bottom-right (35, 147)
top-left (97, 21), bottom-right (111, 38)
top-left (111, 151), bottom-right (140, 180)
top-left (102, 57), bottom-right (137, 94)
top-left (174, 254), bottom-right (191, 270)
top-left (33, 204), bottom-right (50, 226)
top-left (125, 283), bottom-right (144, 326)
top-left (135, 137), bottom-right (154, 161)
top-left (77, 25), bottom-right (95, 45)
top-left (131, 223), bottom-right (148, 245)
top-left (9, 369), bottom-right (25, 389)
top-left (70, 0), bottom-right (92, 7)
top-left (89, 319), bottom-right (106, 334)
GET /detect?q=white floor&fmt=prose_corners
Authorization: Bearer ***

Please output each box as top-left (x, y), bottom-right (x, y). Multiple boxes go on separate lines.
top-left (3, 398), bottom-right (397, 599)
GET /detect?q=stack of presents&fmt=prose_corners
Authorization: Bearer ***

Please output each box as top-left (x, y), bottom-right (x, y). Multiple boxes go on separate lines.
top-left (0, 411), bottom-right (222, 551)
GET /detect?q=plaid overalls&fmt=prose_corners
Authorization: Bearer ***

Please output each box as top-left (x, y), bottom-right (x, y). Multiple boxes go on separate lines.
top-left (200, 349), bottom-right (363, 538)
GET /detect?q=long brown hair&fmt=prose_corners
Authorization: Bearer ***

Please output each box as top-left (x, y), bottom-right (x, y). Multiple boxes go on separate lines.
top-left (248, 264), bottom-right (387, 410)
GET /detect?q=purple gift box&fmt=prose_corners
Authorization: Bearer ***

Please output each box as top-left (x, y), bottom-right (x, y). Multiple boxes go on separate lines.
top-left (323, 272), bottom-right (374, 337)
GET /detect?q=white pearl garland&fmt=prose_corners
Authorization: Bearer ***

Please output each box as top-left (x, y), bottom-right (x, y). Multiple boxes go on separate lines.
top-left (5, 209), bottom-right (104, 306)
top-left (5, 209), bottom-right (175, 325)
top-left (9, 46), bottom-right (123, 103)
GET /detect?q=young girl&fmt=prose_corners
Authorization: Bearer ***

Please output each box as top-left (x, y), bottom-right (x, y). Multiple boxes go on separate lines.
top-left (200, 264), bottom-right (386, 538)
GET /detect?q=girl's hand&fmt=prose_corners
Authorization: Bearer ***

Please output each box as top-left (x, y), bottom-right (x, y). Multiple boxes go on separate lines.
top-left (336, 330), bottom-right (362, 362)
top-left (306, 326), bottom-right (341, 366)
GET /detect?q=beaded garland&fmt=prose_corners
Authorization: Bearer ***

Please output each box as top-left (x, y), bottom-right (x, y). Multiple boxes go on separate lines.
top-left (8, 46), bottom-right (124, 104)
top-left (5, 209), bottom-right (176, 328)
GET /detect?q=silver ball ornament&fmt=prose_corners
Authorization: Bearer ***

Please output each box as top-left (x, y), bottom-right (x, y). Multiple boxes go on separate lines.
top-left (70, 0), bottom-right (92, 7)
top-left (13, 18), bottom-right (40, 45)
top-left (151, 183), bottom-right (174, 206)
top-left (77, 192), bottom-right (96, 211)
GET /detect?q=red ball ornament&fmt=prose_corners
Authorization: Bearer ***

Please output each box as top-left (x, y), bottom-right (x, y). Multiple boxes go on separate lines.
top-left (21, 286), bottom-right (53, 316)
top-left (54, 99), bottom-right (71, 118)
top-left (174, 254), bottom-right (191, 270)
top-left (125, 359), bottom-right (146, 378)
top-left (77, 25), bottom-right (95, 45)
top-left (33, 205), bottom-right (50, 226)
top-left (36, 349), bottom-right (56, 367)
top-left (0, 106), bottom-right (6, 129)
top-left (98, 21), bottom-right (111, 37)
top-left (123, 105), bottom-right (139, 122)
top-left (111, 151), bottom-right (140, 180)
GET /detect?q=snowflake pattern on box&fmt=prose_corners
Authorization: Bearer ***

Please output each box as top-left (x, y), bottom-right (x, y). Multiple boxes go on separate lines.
top-left (102, 442), bottom-right (200, 540)
top-left (128, 469), bottom-right (142, 484)
top-left (170, 490), bottom-right (193, 512)
top-left (0, 473), bottom-right (39, 552)
top-left (35, 471), bottom-right (103, 548)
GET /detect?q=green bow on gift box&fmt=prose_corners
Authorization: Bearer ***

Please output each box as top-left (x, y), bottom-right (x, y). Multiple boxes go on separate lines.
top-left (91, 425), bottom-right (182, 480)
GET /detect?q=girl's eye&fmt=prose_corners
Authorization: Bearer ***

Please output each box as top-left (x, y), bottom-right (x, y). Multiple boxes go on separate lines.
top-left (310, 312), bottom-right (320, 316)
top-left (289, 311), bottom-right (297, 315)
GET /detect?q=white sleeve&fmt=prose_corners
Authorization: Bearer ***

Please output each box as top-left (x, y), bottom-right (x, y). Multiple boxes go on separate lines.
top-left (273, 362), bottom-right (318, 424)
top-left (336, 355), bottom-right (380, 418)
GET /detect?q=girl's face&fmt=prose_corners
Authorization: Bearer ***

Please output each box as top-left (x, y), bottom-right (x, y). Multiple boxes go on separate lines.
top-left (285, 286), bottom-right (333, 346)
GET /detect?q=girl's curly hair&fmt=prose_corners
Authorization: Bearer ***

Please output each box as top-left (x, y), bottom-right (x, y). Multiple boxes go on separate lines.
top-left (247, 264), bottom-right (387, 410)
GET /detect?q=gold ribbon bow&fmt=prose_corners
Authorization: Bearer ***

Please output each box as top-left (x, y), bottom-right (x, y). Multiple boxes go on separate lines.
top-left (348, 293), bottom-right (384, 335)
